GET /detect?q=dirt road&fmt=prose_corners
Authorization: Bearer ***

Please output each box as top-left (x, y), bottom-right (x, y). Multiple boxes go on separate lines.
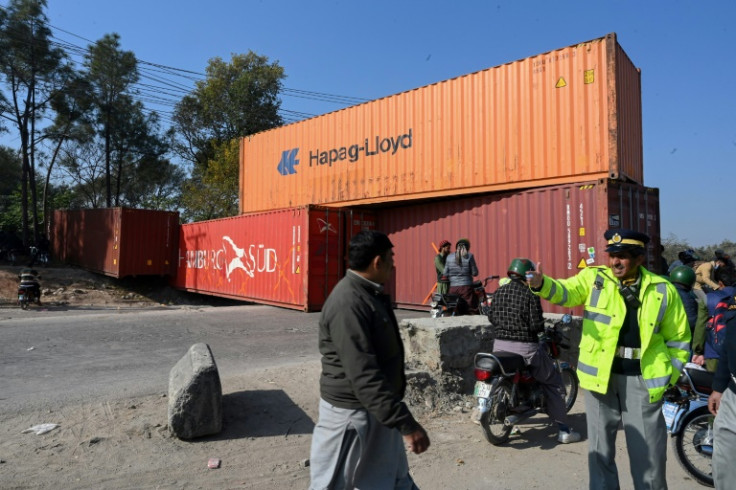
top-left (0, 266), bottom-right (702, 489)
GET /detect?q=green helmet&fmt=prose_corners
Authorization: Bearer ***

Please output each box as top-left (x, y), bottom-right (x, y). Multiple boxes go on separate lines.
top-left (508, 258), bottom-right (535, 277)
top-left (670, 265), bottom-right (695, 288)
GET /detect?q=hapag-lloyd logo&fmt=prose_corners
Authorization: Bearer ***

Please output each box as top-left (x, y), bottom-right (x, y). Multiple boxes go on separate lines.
top-left (276, 128), bottom-right (413, 176)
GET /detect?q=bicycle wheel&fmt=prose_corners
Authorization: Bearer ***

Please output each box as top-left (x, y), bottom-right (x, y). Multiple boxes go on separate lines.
top-left (674, 405), bottom-right (714, 487)
top-left (560, 367), bottom-right (579, 412)
top-left (479, 379), bottom-right (514, 445)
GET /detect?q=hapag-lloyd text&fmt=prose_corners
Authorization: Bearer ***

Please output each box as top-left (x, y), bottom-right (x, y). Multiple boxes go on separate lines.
top-left (309, 129), bottom-right (412, 167)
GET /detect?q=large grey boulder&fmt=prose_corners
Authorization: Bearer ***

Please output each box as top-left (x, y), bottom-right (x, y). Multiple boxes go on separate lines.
top-left (168, 343), bottom-right (223, 439)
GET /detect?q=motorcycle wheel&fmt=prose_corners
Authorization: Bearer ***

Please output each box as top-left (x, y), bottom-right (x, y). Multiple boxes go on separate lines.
top-left (20, 299), bottom-right (29, 310)
top-left (479, 379), bottom-right (514, 445)
top-left (673, 406), bottom-right (714, 487)
top-left (561, 367), bottom-right (579, 412)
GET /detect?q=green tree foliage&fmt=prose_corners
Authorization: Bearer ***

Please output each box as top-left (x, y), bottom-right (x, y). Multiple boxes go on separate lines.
top-left (0, 145), bottom-right (22, 232)
top-left (81, 33), bottom-right (139, 207)
top-left (0, 0), bottom-right (73, 245)
top-left (180, 139), bottom-right (239, 221)
top-left (51, 32), bottom-right (179, 210)
top-left (172, 52), bottom-right (284, 221)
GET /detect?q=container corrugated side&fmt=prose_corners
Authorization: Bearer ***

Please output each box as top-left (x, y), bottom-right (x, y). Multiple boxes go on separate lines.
top-left (171, 206), bottom-right (345, 311)
top-left (240, 33), bottom-right (643, 213)
top-left (117, 208), bottom-right (179, 277)
top-left (51, 208), bottom-right (179, 278)
top-left (375, 179), bottom-right (660, 314)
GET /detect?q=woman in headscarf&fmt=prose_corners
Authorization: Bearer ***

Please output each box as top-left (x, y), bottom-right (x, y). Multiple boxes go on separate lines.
top-left (442, 238), bottom-right (479, 314)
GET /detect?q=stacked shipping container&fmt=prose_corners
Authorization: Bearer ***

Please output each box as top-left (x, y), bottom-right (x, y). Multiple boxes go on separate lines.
top-left (376, 179), bottom-right (660, 314)
top-left (50, 33), bottom-right (659, 313)
top-left (229, 32), bottom-right (658, 312)
top-left (239, 33), bottom-right (643, 212)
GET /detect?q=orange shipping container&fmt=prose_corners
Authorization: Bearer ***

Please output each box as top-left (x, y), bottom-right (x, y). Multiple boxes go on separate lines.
top-left (240, 33), bottom-right (642, 213)
top-left (51, 208), bottom-right (179, 278)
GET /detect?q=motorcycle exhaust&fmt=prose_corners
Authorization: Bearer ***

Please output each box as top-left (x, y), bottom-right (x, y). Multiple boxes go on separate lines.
top-left (504, 409), bottom-right (538, 427)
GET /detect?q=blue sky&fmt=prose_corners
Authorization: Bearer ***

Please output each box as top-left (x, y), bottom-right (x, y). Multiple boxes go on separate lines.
top-left (3, 0), bottom-right (734, 247)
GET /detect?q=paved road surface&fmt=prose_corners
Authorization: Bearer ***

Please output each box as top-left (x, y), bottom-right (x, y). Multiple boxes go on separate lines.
top-left (0, 304), bottom-right (419, 413)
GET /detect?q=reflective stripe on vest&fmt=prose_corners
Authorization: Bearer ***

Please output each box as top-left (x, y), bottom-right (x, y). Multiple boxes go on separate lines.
top-left (654, 283), bottom-right (668, 333)
top-left (577, 361), bottom-right (598, 377)
top-left (544, 281), bottom-right (569, 305)
top-left (590, 273), bottom-right (606, 308)
top-left (645, 374), bottom-right (671, 389)
top-left (584, 310), bottom-right (612, 325)
top-left (671, 357), bottom-right (685, 373)
top-left (667, 340), bottom-right (690, 352)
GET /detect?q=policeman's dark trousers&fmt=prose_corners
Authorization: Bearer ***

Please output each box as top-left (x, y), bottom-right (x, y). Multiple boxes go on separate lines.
top-left (584, 373), bottom-right (667, 490)
top-left (713, 386), bottom-right (736, 489)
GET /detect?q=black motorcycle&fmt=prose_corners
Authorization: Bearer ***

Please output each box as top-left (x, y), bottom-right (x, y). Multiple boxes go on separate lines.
top-left (662, 366), bottom-right (715, 487)
top-left (18, 268), bottom-right (41, 310)
top-left (472, 314), bottom-right (579, 445)
top-left (429, 275), bottom-right (500, 317)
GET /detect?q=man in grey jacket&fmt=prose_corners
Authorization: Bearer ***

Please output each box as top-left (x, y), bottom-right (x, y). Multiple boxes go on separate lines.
top-left (309, 230), bottom-right (430, 490)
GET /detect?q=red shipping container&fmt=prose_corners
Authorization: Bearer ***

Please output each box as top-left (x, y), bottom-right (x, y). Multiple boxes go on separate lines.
top-left (171, 206), bottom-right (374, 311)
top-left (376, 179), bottom-right (660, 314)
top-left (51, 207), bottom-right (179, 278)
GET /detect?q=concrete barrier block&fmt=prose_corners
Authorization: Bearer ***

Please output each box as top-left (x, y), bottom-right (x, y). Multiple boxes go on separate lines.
top-left (399, 316), bottom-right (494, 373)
top-left (399, 314), bottom-right (582, 414)
top-left (168, 343), bottom-right (223, 439)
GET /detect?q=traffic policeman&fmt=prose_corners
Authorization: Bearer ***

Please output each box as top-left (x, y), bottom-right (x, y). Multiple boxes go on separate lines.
top-left (527, 229), bottom-right (690, 490)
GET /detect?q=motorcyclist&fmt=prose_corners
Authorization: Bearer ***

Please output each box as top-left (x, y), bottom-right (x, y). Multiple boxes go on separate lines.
top-left (18, 268), bottom-right (41, 304)
top-left (29, 234), bottom-right (51, 267)
top-left (669, 265), bottom-right (699, 340)
top-left (487, 258), bottom-right (581, 443)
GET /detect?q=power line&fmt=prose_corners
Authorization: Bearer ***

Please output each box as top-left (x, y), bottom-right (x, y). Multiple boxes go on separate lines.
top-left (0, 3), bottom-right (370, 126)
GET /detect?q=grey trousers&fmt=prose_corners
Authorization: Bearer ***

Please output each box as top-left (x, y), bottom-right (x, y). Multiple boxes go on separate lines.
top-left (309, 399), bottom-right (418, 490)
top-left (584, 373), bottom-right (667, 490)
top-left (713, 386), bottom-right (736, 489)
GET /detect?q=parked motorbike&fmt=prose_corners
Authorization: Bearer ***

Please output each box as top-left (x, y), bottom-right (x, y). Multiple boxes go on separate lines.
top-left (472, 314), bottom-right (578, 445)
top-left (662, 365), bottom-right (715, 487)
top-left (18, 268), bottom-right (41, 310)
top-left (429, 275), bottom-right (500, 318)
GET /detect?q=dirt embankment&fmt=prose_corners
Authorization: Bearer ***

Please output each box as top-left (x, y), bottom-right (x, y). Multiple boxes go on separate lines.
top-left (0, 264), bottom-right (237, 308)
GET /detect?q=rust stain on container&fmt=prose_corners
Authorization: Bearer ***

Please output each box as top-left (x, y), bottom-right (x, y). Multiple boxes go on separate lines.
top-left (376, 179), bottom-right (660, 314)
top-left (171, 206), bottom-right (376, 311)
top-left (240, 33), bottom-right (642, 213)
top-left (51, 208), bottom-right (179, 278)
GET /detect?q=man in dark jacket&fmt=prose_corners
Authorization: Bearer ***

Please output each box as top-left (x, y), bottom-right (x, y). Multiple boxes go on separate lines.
top-left (708, 283), bottom-right (736, 489)
top-left (669, 265), bottom-right (699, 339)
top-left (309, 230), bottom-right (429, 489)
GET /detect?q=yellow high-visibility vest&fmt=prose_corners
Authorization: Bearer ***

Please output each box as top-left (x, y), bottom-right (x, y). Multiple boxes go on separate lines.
top-left (536, 266), bottom-right (690, 402)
